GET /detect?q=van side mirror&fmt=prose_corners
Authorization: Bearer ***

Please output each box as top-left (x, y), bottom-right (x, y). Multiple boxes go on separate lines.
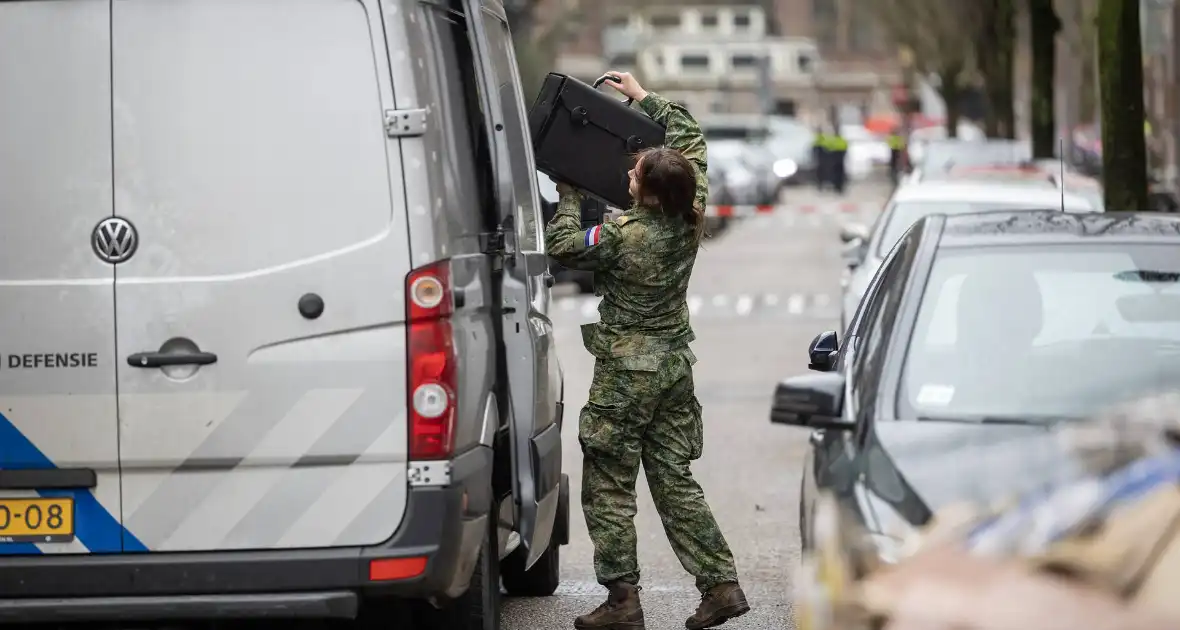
top-left (808, 330), bottom-right (839, 372)
top-left (839, 223), bottom-right (869, 244)
top-left (770, 372), bottom-right (851, 430)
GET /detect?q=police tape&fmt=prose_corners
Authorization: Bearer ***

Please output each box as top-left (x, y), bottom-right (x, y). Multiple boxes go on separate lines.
top-left (705, 202), bottom-right (878, 217)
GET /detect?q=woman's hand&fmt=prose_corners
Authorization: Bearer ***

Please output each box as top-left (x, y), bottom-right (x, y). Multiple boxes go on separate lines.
top-left (603, 71), bottom-right (649, 103)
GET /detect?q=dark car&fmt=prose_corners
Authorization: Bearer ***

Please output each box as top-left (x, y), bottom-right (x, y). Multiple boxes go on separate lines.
top-left (538, 171), bottom-right (603, 294)
top-left (773, 210), bottom-right (1180, 563)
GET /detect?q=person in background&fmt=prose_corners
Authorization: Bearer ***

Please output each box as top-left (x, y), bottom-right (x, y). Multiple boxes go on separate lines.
top-left (828, 129), bottom-right (849, 195)
top-left (887, 126), bottom-right (907, 185)
top-left (812, 125), bottom-right (829, 191)
top-left (545, 70), bottom-right (748, 630)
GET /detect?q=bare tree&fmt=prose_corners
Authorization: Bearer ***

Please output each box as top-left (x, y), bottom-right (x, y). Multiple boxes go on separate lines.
top-left (505, 0), bottom-right (581, 99)
top-left (968, 0), bottom-right (1018, 139)
top-left (863, 0), bottom-right (973, 137)
top-left (1096, 0), bottom-right (1148, 211)
top-left (1028, 0), bottom-right (1061, 158)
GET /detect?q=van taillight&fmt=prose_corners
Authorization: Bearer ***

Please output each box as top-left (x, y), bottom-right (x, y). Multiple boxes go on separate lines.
top-left (406, 261), bottom-right (456, 460)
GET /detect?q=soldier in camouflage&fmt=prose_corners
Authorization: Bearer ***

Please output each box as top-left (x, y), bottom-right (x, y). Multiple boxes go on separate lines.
top-left (544, 71), bottom-right (748, 630)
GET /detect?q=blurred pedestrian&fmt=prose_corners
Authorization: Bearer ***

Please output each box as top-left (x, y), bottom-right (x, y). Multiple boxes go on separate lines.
top-left (828, 129), bottom-right (849, 195)
top-left (545, 70), bottom-right (748, 630)
top-left (887, 126), bottom-right (907, 185)
top-left (812, 125), bottom-right (828, 190)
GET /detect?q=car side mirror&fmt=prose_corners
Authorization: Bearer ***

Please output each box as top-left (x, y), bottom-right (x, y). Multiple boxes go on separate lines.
top-left (807, 330), bottom-right (839, 372)
top-left (770, 372), bottom-right (851, 430)
top-left (839, 223), bottom-right (869, 244)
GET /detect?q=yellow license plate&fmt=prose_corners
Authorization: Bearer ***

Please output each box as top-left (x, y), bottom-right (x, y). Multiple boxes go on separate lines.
top-left (0, 497), bottom-right (74, 543)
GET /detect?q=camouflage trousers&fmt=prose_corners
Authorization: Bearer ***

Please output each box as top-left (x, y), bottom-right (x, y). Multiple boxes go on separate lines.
top-left (579, 350), bottom-right (739, 593)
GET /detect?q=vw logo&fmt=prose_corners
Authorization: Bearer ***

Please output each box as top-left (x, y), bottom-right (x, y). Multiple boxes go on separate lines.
top-left (91, 217), bottom-right (138, 264)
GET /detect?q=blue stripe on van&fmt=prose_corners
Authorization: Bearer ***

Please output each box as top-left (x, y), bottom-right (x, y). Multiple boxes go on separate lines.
top-left (0, 411), bottom-right (146, 553)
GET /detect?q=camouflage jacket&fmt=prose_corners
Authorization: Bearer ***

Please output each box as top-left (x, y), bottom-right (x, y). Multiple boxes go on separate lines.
top-left (544, 92), bottom-right (708, 360)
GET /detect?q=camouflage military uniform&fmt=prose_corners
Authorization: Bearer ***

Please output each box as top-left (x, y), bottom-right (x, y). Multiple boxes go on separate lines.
top-left (545, 92), bottom-right (739, 595)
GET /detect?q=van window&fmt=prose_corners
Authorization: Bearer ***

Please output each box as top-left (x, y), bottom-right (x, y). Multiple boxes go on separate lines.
top-left (419, 3), bottom-right (493, 229)
top-left (481, 13), bottom-right (543, 252)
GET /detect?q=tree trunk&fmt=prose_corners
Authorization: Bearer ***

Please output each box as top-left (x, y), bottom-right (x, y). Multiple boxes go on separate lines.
top-left (1097, 0), bottom-right (1148, 211)
top-left (1029, 0), bottom-right (1060, 158)
top-left (976, 0), bottom-right (1017, 138)
top-left (940, 70), bottom-right (963, 138)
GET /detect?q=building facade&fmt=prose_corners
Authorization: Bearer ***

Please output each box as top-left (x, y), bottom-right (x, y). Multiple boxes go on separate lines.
top-left (545, 0), bottom-right (899, 119)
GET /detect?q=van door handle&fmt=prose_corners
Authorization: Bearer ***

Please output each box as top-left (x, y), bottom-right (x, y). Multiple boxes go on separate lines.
top-left (127, 351), bottom-right (217, 368)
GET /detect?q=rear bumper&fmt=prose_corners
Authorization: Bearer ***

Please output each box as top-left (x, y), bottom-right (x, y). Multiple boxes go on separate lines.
top-left (0, 446), bottom-right (494, 622)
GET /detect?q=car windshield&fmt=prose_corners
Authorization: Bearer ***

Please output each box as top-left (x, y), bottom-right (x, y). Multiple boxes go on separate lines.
top-left (899, 244), bottom-right (1180, 420)
top-left (876, 201), bottom-right (1059, 257)
top-left (920, 141), bottom-right (1031, 174)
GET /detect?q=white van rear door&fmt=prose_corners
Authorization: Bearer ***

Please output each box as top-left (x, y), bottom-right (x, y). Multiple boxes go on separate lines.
top-left (111, 0), bottom-right (413, 552)
top-left (0, 0), bottom-right (128, 555)
top-left (462, 0), bottom-right (563, 567)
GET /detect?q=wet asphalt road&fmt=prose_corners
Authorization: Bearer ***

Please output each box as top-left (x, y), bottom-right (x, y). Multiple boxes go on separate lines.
top-left (503, 181), bottom-right (893, 630)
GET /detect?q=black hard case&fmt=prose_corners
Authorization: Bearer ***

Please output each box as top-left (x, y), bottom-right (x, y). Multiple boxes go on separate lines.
top-left (528, 73), bottom-right (667, 210)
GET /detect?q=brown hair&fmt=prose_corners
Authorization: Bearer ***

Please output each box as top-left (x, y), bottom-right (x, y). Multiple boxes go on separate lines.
top-left (634, 147), bottom-right (706, 243)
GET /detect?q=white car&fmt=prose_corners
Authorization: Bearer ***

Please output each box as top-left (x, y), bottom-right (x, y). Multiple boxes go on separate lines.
top-left (838, 181), bottom-right (1101, 333)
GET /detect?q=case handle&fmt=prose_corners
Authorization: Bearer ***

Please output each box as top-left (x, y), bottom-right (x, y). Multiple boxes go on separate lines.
top-left (593, 74), bottom-right (635, 107)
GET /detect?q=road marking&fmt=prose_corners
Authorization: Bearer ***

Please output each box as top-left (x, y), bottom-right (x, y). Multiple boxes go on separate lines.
top-left (688, 295), bottom-right (703, 315)
top-left (735, 294), bottom-right (753, 316)
top-left (787, 294), bottom-right (805, 314)
top-left (763, 294), bottom-right (780, 306)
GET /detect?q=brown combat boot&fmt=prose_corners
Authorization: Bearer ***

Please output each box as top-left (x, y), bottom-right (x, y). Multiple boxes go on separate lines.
top-left (573, 581), bottom-right (645, 629)
top-left (685, 582), bottom-right (750, 629)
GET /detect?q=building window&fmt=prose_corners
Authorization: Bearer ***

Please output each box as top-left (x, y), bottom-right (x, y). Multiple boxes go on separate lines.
top-left (700, 13), bottom-right (719, 28)
top-left (650, 14), bottom-right (681, 29)
top-left (610, 53), bottom-right (637, 68)
top-left (733, 12), bottom-right (752, 28)
top-left (731, 54), bottom-right (759, 69)
top-left (798, 52), bottom-right (814, 73)
top-left (680, 54), bottom-right (710, 70)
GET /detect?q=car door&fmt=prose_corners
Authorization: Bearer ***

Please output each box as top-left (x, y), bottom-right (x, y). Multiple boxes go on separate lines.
top-left (803, 234), bottom-right (912, 546)
top-left (462, 0), bottom-right (562, 566)
top-left (111, 0), bottom-right (413, 552)
top-left (0, 0), bottom-right (127, 555)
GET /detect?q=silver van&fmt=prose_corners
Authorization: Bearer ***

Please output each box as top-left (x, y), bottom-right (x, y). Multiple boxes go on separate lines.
top-left (0, 0), bottom-right (566, 628)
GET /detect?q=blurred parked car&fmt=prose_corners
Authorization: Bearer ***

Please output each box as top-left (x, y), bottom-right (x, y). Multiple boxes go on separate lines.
top-left (905, 122), bottom-right (986, 173)
top-left (838, 180), bottom-right (1100, 332)
top-left (698, 115), bottom-right (782, 205)
top-left (839, 124), bottom-right (891, 180)
top-left (905, 138), bottom-right (1030, 185)
top-left (706, 139), bottom-right (779, 206)
top-left (766, 116), bottom-right (817, 187)
top-left (776, 209), bottom-right (1180, 569)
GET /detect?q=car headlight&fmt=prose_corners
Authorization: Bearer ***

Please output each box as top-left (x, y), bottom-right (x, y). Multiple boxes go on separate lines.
top-left (774, 158), bottom-right (798, 178)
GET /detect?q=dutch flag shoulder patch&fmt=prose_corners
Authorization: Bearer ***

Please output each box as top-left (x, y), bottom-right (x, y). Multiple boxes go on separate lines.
top-left (584, 225), bottom-right (602, 247)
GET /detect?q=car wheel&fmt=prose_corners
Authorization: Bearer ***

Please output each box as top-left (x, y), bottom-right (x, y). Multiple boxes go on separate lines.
top-left (502, 475), bottom-right (566, 596)
top-left (414, 512), bottom-right (502, 630)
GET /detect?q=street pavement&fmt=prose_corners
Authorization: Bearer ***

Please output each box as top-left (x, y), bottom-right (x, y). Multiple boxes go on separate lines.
top-left (503, 179), bottom-right (894, 630)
